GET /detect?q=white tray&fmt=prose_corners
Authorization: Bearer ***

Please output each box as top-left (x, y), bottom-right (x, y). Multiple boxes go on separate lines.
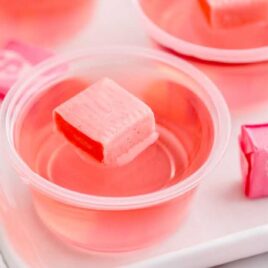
top-left (0, 103), bottom-right (268, 268)
top-left (0, 1), bottom-right (268, 267)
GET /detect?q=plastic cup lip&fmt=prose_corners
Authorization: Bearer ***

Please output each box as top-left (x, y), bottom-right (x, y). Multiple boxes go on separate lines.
top-left (0, 47), bottom-right (231, 210)
top-left (133, 0), bottom-right (268, 64)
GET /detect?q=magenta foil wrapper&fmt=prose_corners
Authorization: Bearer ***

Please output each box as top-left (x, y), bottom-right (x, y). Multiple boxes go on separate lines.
top-left (240, 124), bottom-right (268, 198)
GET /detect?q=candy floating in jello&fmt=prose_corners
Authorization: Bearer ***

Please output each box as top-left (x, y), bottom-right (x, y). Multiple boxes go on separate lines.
top-left (240, 124), bottom-right (268, 198)
top-left (54, 78), bottom-right (159, 165)
top-left (199, 0), bottom-right (268, 28)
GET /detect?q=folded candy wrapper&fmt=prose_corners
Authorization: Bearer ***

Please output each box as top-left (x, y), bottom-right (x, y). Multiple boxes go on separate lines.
top-left (0, 41), bottom-right (53, 97)
top-left (240, 124), bottom-right (268, 199)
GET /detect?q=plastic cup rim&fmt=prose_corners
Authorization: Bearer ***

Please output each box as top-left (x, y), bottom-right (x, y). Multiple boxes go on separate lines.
top-left (133, 0), bottom-right (268, 64)
top-left (1, 46), bottom-right (231, 210)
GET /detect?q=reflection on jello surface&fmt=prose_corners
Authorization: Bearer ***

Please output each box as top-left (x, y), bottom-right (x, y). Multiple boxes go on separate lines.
top-left (15, 76), bottom-right (214, 197)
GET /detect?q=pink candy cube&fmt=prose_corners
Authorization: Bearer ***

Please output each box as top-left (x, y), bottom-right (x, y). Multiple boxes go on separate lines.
top-left (200, 0), bottom-right (268, 28)
top-left (54, 78), bottom-right (159, 166)
top-left (240, 124), bottom-right (268, 198)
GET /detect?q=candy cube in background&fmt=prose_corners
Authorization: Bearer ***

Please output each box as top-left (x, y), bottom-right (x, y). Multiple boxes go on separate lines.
top-left (200, 0), bottom-right (268, 28)
top-left (54, 78), bottom-right (158, 166)
top-left (240, 124), bottom-right (268, 198)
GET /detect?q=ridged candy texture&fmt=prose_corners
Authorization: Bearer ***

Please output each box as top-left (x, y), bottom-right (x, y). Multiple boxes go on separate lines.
top-left (54, 78), bottom-right (158, 166)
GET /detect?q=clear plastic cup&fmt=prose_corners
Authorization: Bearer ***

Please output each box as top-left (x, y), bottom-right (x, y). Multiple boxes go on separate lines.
top-left (0, 47), bottom-right (230, 252)
top-left (134, 0), bottom-right (268, 110)
top-left (0, 0), bottom-right (95, 48)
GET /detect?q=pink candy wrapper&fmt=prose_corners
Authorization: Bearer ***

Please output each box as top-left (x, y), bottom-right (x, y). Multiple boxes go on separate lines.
top-left (5, 40), bottom-right (53, 65)
top-left (0, 40), bottom-right (53, 97)
top-left (240, 124), bottom-right (268, 199)
top-left (0, 50), bottom-right (31, 97)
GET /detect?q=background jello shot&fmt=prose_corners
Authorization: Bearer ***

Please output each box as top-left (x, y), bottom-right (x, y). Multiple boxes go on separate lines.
top-left (134, 0), bottom-right (268, 110)
top-left (1, 48), bottom-right (230, 252)
top-left (0, 0), bottom-right (95, 48)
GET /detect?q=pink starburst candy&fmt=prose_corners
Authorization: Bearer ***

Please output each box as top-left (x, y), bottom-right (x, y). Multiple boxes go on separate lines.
top-left (200, 0), bottom-right (268, 28)
top-left (0, 50), bottom-right (31, 96)
top-left (0, 40), bottom-right (53, 97)
top-left (54, 78), bottom-right (159, 166)
top-left (4, 40), bottom-right (53, 64)
top-left (240, 124), bottom-right (268, 198)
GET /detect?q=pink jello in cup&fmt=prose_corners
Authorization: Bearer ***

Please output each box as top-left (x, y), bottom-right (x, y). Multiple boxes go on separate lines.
top-left (134, 0), bottom-right (268, 110)
top-left (0, 0), bottom-right (95, 47)
top-left (0, 48), bottom-right (230, 252)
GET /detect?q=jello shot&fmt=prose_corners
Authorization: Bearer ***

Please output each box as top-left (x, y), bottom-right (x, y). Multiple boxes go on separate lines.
top-left (0, 0), bottom-right (95, 47)
top-left (134, 0), bottom-right (268, 110)
top-left (0, 48), bottom-right (230, 252)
